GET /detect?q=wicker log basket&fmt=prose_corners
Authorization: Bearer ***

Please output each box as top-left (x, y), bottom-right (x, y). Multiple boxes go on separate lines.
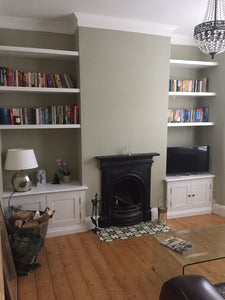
top-left (6, 206), bottom-right (55, 238)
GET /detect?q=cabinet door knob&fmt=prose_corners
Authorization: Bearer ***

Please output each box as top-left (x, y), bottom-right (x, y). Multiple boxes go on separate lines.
top-left (192, 194), bottom-right (195, 197)
top-left (188, 194), bottom-right (191, 197)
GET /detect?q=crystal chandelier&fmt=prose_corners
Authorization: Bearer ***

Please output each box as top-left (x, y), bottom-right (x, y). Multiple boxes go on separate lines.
top-left (194, 0), bottom-right (225, 59)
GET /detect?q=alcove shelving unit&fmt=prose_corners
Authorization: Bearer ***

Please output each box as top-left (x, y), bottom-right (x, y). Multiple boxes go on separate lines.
top-left (0, 29), bottom-right (88, 237)
top-left (166, 57), bottom-right (218, 219)
top-left (168, 59), bottom-right (218, 127)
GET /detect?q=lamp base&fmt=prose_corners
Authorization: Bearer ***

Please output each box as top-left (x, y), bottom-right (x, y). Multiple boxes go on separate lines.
top-left (12, 171), bottom-right (32, 192)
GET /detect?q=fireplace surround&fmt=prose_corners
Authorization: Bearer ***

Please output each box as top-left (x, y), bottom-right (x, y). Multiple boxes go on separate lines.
top-left (96, 153), bottom-right (160, 227)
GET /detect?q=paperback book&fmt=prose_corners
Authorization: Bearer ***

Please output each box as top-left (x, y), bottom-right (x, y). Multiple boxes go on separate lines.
top-left (160, 236), bottom-right (194, 255)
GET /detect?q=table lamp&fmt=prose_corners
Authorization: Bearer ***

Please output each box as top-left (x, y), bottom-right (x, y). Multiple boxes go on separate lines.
top-left (4, 148), bottom-right (38, 192)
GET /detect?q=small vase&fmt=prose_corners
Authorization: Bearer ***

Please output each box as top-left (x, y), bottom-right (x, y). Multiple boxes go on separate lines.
top-left (62, 174), bottom-right (71, 183)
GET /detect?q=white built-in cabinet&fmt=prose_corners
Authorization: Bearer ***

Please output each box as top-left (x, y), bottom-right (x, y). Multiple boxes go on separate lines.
top-left (2, 182), bottom-right (87, 237)
top-left (165, 174), bottom-right (214, 219)
top-left (166, 58), bottom-right (217, 217)
top-left (0, 30), bottom-right (88, 236)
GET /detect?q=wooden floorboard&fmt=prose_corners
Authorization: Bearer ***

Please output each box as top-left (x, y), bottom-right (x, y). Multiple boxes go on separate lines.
top-left (34, 246), bottom-right (56, 300)
top-left (18, 214), bottom-right (225, 300)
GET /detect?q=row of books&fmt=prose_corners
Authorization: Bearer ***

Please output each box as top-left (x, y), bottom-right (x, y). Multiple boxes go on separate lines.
top-left (168, 107), bottom-right (209, 123)
top-left (0, 67), bottom-right (74, 88)
top-left (169, 78), bottom-right (208, 93)
top-left (0, 104), bottom-right (79, 125)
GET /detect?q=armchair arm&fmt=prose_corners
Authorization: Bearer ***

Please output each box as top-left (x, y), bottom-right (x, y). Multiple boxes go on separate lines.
top-left (159, 275), bottom-right (225, 300)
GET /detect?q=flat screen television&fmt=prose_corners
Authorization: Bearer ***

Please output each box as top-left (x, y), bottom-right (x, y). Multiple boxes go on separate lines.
top-left (166, 146), bottom-right (210, 175)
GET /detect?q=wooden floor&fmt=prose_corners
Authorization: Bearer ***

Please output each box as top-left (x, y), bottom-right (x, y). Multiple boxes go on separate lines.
top-left (18, 214), bottom-right (225, 300)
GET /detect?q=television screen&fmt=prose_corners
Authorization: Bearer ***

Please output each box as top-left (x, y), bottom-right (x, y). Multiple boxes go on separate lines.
top-left (166, 146), bottom-right (210, 175)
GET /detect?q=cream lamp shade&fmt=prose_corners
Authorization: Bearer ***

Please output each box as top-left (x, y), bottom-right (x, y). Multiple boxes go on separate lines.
top-left (4, 148), bottom-right (38, 192)
top-left (4, 149), bottom-right (38, 170)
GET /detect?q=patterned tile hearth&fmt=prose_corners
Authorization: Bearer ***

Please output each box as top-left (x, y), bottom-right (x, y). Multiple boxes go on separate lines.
top-left (95, 220), bottom-right (170, 242)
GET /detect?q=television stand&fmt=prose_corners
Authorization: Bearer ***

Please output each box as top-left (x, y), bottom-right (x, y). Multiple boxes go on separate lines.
top-left (164, 173), bottom-right (215, 219)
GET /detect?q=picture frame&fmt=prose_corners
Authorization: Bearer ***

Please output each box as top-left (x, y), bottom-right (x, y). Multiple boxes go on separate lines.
top-left (34, 169), bottom-right (46, 186)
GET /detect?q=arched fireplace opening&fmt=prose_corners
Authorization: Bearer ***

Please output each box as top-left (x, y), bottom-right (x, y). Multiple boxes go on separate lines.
top-left (112, 176), bottom-right (145, 226)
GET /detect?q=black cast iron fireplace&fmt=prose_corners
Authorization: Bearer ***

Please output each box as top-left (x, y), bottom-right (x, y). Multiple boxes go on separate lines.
top-left (96, 153), bottom-right (159, 227)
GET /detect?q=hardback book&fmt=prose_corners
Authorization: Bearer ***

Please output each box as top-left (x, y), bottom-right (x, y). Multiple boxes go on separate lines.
top-left (56, 74), bottom-right (63, 88)
top-left (63, 74), bottom-right (70, 88)
top-left (70, 104), bottom-right (75, 124)
top-left (65, 74), bottom-right (74, 88)
top-left (60, 74), bottom-right (68, 88)
top-left (56, 105), bottom-right (64, 124)
top-left (27, 107), bottom-right (36, 124)
top-left (0, 108), bottom-right (11, 124)
top-left (3, 68), bottom-right (7, 86)
top-left (7, 67), bottom-right (13, 86)
top-left (64, 105), bottom-right (71, 124)
top-left (54, 74), bottom-right (61, 88)
top-left (75, 104), bottom-right (79, 124)
top-left (51, 106), bottom-right (57, 124)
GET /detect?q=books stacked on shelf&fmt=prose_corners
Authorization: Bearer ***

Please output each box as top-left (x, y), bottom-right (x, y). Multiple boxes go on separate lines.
top-left (0, 67), bottom-right (74, 88)
top-left (168, 107), bottom-right (209, 123)
top-left (169, 78), bottom-right (208, 92)
top-left (0, 104), bottom-right (79, 125)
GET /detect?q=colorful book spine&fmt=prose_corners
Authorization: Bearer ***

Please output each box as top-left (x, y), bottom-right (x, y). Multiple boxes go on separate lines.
top-left (168, 107), bottom-right (209, 123)
top-left (0, 108), bottom-right (11, 124)
top-left (0, 65), bottom-right (76, 89)
top-left (0, 104), bottom-right (79, 125)
top-left (169, 78), bottom-right (208, 92)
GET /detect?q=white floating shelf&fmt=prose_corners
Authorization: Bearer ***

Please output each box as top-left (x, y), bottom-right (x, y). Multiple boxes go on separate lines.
top-left (169, 91), bottom-right (216, 97)
top-left (0, 124), bottom-right (81, 130)
top-left (168, 122), bottom-right (214, 127)
top-left (0, 45), bottom-right (79, 60)
top-left (170, 59), bottom-right (218, 69)
top-left (0, 86), bottom-right (80, 94)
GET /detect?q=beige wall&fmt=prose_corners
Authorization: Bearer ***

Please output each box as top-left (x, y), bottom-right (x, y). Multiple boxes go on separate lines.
top-left (78, 27), bottom-right (171, 215)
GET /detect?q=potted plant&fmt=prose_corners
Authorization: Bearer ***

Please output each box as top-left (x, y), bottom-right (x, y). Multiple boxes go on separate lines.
top-left (56, 158), bottom-right (71, 183)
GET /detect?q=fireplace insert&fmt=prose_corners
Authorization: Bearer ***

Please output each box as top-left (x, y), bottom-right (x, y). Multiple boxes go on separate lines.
top-left (96, 153), bottom-right (160, 227)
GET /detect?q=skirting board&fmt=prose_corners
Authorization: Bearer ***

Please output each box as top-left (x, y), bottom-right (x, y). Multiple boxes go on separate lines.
top-left (167, 207), bottom-right (212, 219)
top-left (46, 206), bottom-right (225, 236)
top-left (46, 217), bottom-right (95, 238)
top-left (46, 223), bottom-right (88, 238)
top-left (212, 203), bottom-right (225, 217)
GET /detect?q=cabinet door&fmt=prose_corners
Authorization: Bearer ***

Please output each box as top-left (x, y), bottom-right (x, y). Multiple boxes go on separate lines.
top-left (168, 181), bottom-right (192, 211)
top-left (2, 194), bottom-right (47, 217)
top-left (47, 191), bottom-right (82, 229)
top-left (190, 178), bottom-right (212, 207)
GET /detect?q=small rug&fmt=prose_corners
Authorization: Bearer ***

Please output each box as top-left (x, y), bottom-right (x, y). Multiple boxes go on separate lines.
top-left (96, 220), bottom-right (170, 243)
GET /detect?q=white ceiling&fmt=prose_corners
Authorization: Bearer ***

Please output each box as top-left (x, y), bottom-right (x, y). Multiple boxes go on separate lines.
top-left (0, 0), bottom-right (209, 43)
